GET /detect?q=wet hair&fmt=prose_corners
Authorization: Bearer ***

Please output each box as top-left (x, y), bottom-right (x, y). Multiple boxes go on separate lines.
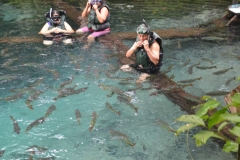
top-left (51, 10), bottom-right (60, 17)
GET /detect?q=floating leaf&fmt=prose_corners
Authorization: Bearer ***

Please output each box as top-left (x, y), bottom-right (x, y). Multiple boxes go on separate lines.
top-left (235, 76), bottom-right (240, 81)
top-left (176, 115), bottom-right (205, 126)
top-left (175, 123), bottom-right (199, 136)
top-left (218, 121), bottom-right (229, 132)
top-left (193, 131), bottom-right (224, 147)
top-left (223, 141), bottom-right (238, 152)
top-left (229, 126), bottom-right (240, 137)
top-left (208, 108), bottom-right (227, 129)
top-left (201, 95), bottom-right (212, 101)
top-left (196, 99), bottom-right (220, 117)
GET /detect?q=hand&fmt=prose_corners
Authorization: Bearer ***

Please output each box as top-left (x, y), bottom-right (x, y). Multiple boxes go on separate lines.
top-left (134, 41), bottom-right (143, 48)
top-left (93, 4), bottom-right (98, 10)
top-left (86, 2), bottom-right (91, 8)
top-left (142, 40), bottom-right (150, 51)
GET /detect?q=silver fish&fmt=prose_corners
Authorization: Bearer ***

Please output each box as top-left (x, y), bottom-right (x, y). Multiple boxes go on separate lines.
top-left (45, 105), bottom-right (57, 117)
top-left (25, 117), bottom-right (46, 133)
top-left (206, 91), bottom-right (230, 96)
top-left (201, 36), bottom-right (228, 41)
top-left (177, 77), bottom-right (202, 83)
top-left (196, 65), bottom-right (217, 70)
top-left (188, 62), bottom-right (200, 74)
top-left (183, 59), bottom-right (190, 67)
top-left (10, 116), bottom-right (21, 134)
top-left (225, 77), bottom-right (236, 86)
top-left (75, 109), bottom-right (81, 124)
top-left (201, 58), bottom-right (213, 64)
top-left (0, 150), bottom-right (5, 158)
top-left (212, 67), bottom-right (233, 75)
top-left (117, 96), bottom-right (138, 114)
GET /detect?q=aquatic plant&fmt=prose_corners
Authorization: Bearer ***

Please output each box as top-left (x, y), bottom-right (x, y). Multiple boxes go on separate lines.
top-left (175, 91), bottom-right (240, 160)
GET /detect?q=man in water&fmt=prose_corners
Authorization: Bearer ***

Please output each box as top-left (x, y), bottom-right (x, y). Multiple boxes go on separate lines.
top-left (121, 20), bottom-right (163, 82)
top-left (39, 9), bottom-right (74, 45)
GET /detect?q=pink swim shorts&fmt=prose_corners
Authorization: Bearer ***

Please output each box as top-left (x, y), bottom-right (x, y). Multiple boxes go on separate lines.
top-left (80, 26), bottom-right (110, 38)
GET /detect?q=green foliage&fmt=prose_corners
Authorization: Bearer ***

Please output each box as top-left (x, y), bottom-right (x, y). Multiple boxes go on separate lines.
top-left (175, 91), bottom-right (240, 154)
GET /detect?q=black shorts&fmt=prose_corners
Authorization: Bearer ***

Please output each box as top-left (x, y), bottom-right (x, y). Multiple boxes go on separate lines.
top-left (130, 63), bottom-right (160, 74)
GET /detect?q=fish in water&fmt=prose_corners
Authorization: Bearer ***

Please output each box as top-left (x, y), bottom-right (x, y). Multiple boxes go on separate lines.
top-left (106, 102), bottom-right (121, 116)
top-left (212, 67), bottom-right (233, 75)
top-left (0, 93), bottom-right (24, 102)
top-left (188, 62), bottom-right (200, 74)
top-left (89, 111), bottom-right (97, 131)
top-left (25, 117), bottom-right (46, 133)
top-left (225, 77), bottom-right (236, 86)
top-left (177, 41), bottom-right (181, 49)
top-left (196, 65), bottom-right (217, 70)
top-left (0, 150), bottom-right (5, 157)
top-left (109, 129), bottom-right (135, 147)
top-left (201, 58), bottom-right (213, 64)
top-left (206, 91), bottom-right (230, 96)
top-left (45, 105), bottom-right (57, 117)
top-left (183, 59), bottom-right (190, 67)
top-left (55, 86), bottom-right (88, 100)
top-left (29, 77), bottom-right (44, 88)
top-left (26, 145), bottom-right (48, 155)
top-left (117, 96), bottom-right (138, 115)
top-left (10, 116), bottom-right (21, 134)
top-left (177, 77), bottom-right (202, 83)
top-left (75, 109), bottom-right (81, 124)
top-left (201, 36), bottom-right (228, 41)
top-left (59, 76), bottom-right (74, 90)
top-left (155, 118), bottom-right (176, 133)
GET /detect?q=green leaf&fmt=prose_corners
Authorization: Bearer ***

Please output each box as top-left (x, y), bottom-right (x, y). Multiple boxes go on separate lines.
top-left (229, 126), bottom-right (240, 137)
top-left (175, 123), bottom-right (199, 136)
top-left (235, 76), bottom-right (240, 81)
top-left (193, 131), bottom-right (224, 147)
top-left (208, 108), bottom-right (227, 129)
top-left (231, 93), bottom-right (240, 105)
top-left (196, 99), bottom-right (220, 117)
top-left (223, 141), bottom-right (238, 152)
top-left (176, 115), bottom-right (205, 126)
top-left (218, 121), bottom-right (229, 132)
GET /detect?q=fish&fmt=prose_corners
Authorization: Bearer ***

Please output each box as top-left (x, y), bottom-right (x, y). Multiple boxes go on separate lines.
top-left (206, 91), bottom-right (230, 96)
top-left (2, 57), bottom-right (18, 67)
top-left (47, 69), bottom-right (60, 79)
top-left (212, 67), bottom-right (233, 75)
top-left (225, 77), bottom-right (236, 86)
top-left (196, 65), bottom-right (217, 70)
top-left (37, 157), bottom-right (55, 160)
top-left (177, 41), bottom-right (181, 49)
top-left (183, 59), bottom-right (190, 67)
top-left (155, 118), bottom-right (176, 133)
top-left (167, 64), bottom-right (173, 70)
top-left (201, 58), bottom-right (213, 64)
top-left (106, 102), bottom-right (121, 116)
top-left (0, 150), bottom-right (5, 157)
top-left (177, 77), bottom-right (202, 83)
top-left (29, 77), bottom-right (44, 88)
top-left (59, 76), bottom-right (74, 90)
top-left (117, 96), bottom-right (138, 115)
top-left (109, 129), bottom-right (135, 147)
top-left (89, 111), bottom-right (97, 131)
top-left (201, 36), bottom-right (228, 41)
top-left (0, 93), bottom-right (24, 102)
top-left (98, 84), bottom-right (130, 99)
top-left (75, 109), bottom-right (81, 124)
top-left (26, 145), bottom-right (48, 155)
top-left (0, 75), bottom-right (17, 81)
top-left (10, 116), bottom-right (21, 134)
top-left (25, 98), bottom-right (34, 110)
top-left (25, 117), bottom-right (46, 133)
top-left (45, 104), bottom-right (57, 117)
top-left (55, 86), bottom-right (88, 100)
top-left (188, 62), bottom-right (200, 74)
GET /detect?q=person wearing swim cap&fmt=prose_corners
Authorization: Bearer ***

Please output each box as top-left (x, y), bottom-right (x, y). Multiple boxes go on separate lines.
top-left (121, 21), bottom-right (163, 82)
top-left (76, 0), bottom-right (110, 49)
top-left (39, 9), bottom-right (74, 45)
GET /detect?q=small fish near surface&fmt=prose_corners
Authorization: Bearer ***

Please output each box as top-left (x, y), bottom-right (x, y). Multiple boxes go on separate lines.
top-left (59, 76), bottom-right (74, 90)
top-left (212, 67), bottom-right (233, 75)
top-left (201, 58), bottom-right (213, 64)
top-left (188, 62), bottom-right (200, 74)
top-left (183, 59), bottom-right (190, 67)
top-left (155, 118), bottom-right (176, 133)
top-left (177, 77), bottom-right (202, 83)
top-left (44, 104), bottom-right (57, 117)
top-left (109, 129), bottom-right (136, 147)
top-left (201, 36), bottom-right (228, 41)
top-left (75, 109), bottom-right (81, 124)
top-left (225, 77), bottom-right (236, 86)
top-left (0, 92), bottom-right (24, 102)
top-left (26, 145), bottom-right (48, 155)
top-left (25, 117), bottom-right (46, 133)
top-left (205, 90), bottom-right (230, 96)
top-left (117, 96), bottom-right (138, 115)
top-left (0, 150), bottom-right (5, 157)
top-left (106, 102), bottom-right (121, 116)
top-left (10, 116), bottom-right (21, 134)
top-left (89, 111), bottom-right (97, 131)
top-left (196, 65), bottom-right (217, 70)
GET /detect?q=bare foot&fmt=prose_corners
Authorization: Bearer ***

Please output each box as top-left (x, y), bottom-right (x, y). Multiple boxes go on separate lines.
top-left (136, 73), bottom-right (150, 83)
top-left (120, 65), bottom-right (132, 72)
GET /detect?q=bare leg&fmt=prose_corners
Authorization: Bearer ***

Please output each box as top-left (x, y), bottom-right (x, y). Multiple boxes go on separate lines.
top-left (82, 35), bottom-right (95, 50)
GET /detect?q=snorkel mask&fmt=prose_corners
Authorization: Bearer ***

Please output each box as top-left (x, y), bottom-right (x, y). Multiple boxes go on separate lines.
top-left (136, 19), bottom-right (150, 34)
top-left (49, 8), bottom-right (61, 24)
top-left (89, 0), bottom-right (102, 5)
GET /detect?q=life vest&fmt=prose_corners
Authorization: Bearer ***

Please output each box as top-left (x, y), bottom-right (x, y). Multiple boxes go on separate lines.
top-left (45, 10), bottom-right (66, 30)
top-left (87, 3), bottom-right (110, 31)
top-left (135, 31), bottom-right (163, 70)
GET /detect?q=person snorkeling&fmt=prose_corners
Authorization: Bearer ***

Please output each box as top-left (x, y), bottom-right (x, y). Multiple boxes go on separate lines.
top-left (76, 0), bottom-right (110, 49)
top-left (121, 20), bottom-right (163, 83)
top-left (39, 8), bottom-right (74, 45)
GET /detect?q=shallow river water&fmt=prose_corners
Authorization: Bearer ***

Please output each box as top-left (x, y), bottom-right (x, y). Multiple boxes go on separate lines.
top-left (0, 0), bottom-right (239, 160)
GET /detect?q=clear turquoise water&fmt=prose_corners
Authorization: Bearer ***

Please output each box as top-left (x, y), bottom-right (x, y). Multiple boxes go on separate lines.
top-left (0, 0), bottom-right (239, 159)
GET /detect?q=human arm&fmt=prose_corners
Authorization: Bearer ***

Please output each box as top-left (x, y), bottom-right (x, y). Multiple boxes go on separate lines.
top-left (126, 41), bottom-right (142, 58)
top-left (92, 5), bottom-right (109, 23)
top-left (39, 23), bottom-right (56, 35)
top-left (82, 2), bottom-right (91, 18)
top-left (54, 22), bottom-right (74, 34)
top-left (143, 40), bottom-right (160, 65)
